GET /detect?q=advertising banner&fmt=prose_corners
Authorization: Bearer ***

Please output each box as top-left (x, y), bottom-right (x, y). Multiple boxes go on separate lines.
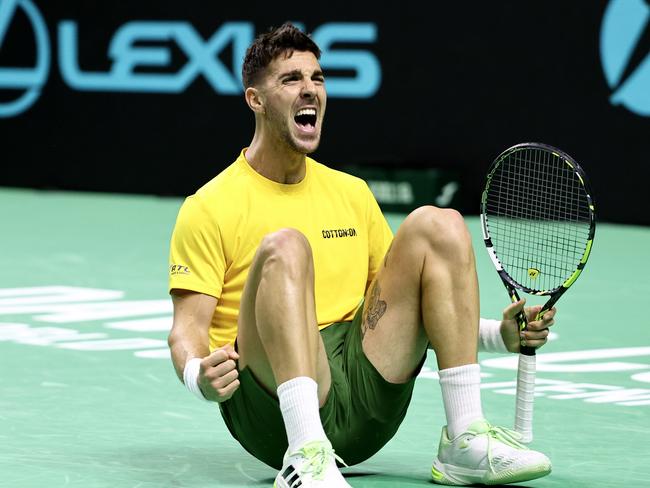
top-left (1, 1), bottom-right (647, 224)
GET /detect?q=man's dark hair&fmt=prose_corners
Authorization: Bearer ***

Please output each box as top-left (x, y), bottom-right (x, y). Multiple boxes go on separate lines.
top-left (242, 23), bottom-right (321, 88)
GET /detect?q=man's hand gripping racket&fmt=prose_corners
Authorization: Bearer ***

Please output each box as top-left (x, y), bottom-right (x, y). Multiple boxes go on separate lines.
top-left (480, 142), bottom-right (596, 443)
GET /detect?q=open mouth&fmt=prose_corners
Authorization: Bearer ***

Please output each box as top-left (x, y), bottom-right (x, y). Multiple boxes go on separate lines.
top-left (294, 108), bottom-right (317, 130)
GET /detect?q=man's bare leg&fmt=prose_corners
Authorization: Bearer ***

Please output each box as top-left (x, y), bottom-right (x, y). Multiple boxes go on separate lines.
top-left (361, 206), bottom-right (551, 485)
top-left (361, 206), bottom-right (482, 437)
top-left (362, 205), bottom-right (479, 382)
top-left (237, 228), bottom-right (331, 404)
top-left (235, 228), bottom-right (351, 487)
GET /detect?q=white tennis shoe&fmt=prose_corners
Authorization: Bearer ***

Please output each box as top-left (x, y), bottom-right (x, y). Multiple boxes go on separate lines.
top-left (431, 419), bottom-right (551, 485)
top-left (274, 440), bottom-right (351, 488)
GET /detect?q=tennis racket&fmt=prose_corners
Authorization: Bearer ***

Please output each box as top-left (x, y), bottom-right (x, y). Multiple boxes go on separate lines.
top-left (480, 142), bottom-right (596, 443)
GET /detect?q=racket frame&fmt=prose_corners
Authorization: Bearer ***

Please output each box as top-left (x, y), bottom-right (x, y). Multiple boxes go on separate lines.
top-left (480, 142), bottom-right (596, 442)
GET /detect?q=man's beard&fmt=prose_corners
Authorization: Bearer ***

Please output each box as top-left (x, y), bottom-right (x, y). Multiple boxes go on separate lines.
top-left (283, 129), bottom-right (320, 155)
top-left (266, 106), bottom-right (320, 155)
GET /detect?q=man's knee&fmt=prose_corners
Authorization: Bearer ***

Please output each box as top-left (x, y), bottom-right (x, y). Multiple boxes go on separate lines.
top-left (401, 206), bottom-right (473, 259)
top-left (258, 228), bottom-right (313, 278)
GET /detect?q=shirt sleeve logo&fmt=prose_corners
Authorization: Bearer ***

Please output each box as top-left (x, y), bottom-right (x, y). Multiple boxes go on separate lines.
top-left (170, 264), bottom-right (191, 275)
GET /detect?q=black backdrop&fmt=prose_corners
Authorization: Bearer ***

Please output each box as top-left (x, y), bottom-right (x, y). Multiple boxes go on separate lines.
top-left (2, 0), bottom-right (648, 224)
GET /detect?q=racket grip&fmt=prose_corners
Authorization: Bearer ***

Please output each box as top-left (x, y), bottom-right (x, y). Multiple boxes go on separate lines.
top-left (515, 353), bottom-right (536, 443)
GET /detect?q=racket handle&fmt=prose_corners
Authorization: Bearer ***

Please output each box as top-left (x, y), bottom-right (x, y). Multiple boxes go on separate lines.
top-left (515, 353), bottom-right (536, 443)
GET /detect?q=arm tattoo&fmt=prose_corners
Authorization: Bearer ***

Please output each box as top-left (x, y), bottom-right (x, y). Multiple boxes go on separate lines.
top-left (362, 281), bottom-right (387, 339)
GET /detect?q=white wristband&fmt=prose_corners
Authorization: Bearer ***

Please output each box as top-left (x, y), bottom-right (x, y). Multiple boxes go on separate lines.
top-left (478, 318), bottom-right (509, 353)
top-left (183, 357), bottom-right (210, 402)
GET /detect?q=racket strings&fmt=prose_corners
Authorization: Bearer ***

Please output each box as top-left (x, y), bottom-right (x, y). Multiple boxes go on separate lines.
top-left (485, 148), bottom-right (591, 292)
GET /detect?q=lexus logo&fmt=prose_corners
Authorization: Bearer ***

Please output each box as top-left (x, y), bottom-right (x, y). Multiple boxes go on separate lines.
top-left (600, 0), bottom-right (650, 116)
top-left (0, 0), bottom-right (50, 118)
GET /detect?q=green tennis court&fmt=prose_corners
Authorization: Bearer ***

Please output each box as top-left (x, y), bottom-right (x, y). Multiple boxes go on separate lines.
top-left (1, 187), bottom-right (648, 488)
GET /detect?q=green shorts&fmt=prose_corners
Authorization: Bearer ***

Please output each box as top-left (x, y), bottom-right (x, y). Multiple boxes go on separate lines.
top-left (218, 305), bottom-right (425, 469)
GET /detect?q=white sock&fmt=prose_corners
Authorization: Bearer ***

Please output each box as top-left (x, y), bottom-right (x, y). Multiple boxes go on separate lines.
top-left (277, 376), bottom-right (328, 453)
top-left (438, 364), bottom-right (484, 439)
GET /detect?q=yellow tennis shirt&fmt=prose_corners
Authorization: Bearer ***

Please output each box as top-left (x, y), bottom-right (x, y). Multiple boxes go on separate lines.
top-left (168, 149), bottom-right (394, 351)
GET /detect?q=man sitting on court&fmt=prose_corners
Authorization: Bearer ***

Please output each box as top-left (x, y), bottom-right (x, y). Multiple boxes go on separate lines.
top-left (167, 22), bottom-right (555, 487)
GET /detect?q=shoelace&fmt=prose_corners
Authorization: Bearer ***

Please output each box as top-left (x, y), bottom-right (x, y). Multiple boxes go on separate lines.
top-left (484, 424), bottom-right (528, 474)
top-left (293, 442), bottom-right (348, 480)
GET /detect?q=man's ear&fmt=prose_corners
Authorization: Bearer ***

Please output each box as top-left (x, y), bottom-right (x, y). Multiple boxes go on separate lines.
top-left (245, 87), bottom-right (265, 114)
